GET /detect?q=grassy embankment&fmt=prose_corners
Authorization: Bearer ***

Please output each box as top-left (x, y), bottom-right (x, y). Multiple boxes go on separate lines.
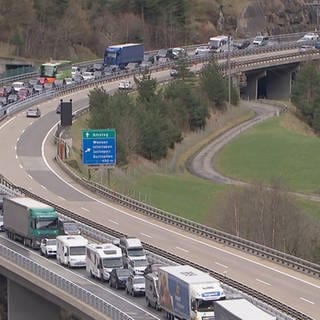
top-left (69, 105), bottom-right (254, 224)
top-left (214, 112), bottom-right (320, 218)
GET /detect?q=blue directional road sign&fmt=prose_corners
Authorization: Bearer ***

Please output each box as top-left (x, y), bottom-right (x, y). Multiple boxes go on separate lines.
top-left (82, 129), bottom-right (116, 166)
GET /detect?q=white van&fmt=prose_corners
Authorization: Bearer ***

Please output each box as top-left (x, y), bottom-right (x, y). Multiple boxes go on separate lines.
top-left (119, 236), bottom-right (147, 267)
top-left (86, 243), bottom-right (123, 281)
top-left (208, 35), bottom-right (229, 52)
top-left (56, 235), bottom-right (88, 267)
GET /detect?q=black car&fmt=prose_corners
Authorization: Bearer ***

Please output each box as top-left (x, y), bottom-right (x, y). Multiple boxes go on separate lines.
top-left (58, 219), bottom-right (81, 235)
top-left (109, 268), bottom-right (130, 289)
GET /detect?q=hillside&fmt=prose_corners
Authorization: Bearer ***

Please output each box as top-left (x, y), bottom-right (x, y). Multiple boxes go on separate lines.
top-left (0, 0), bottom-right (314, 62)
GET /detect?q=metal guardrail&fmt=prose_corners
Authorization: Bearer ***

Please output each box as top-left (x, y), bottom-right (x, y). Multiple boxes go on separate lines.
top-left (0, 244), bottom-right (133, 320)
top-left (0, 176), bottom-right (312, 320)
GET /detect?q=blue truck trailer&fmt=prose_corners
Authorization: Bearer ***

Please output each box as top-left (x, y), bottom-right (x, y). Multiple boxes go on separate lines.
top-left (103, 43), bottom-right (144, 69)
top-left (158, 265), bottom-right (225, 320)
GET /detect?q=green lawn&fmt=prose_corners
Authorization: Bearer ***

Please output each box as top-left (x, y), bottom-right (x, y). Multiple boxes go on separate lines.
top-left (215, 116), bottom-right (320, 194)
top-left (119, 172), bottom-right (227, 223)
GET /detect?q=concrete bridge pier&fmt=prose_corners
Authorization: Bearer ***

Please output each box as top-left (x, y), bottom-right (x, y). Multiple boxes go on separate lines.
top-left (246, 70), bottom-right (267, 100)
top-left (8, 279), bottom-right (60, 320)
top-left (266, 66), bottom-right (297, 100)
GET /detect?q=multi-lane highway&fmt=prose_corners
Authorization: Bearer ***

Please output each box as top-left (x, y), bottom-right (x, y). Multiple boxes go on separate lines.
top-left (0, 65), bottom-right (319, 319)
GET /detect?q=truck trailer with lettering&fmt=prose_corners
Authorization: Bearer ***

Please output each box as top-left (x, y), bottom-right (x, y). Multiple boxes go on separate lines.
top-left (3, 197), bottom-right (59, 249)
top-left (103, 43), bottom-right (144, 69)
top-left (158, 265), bottom-right (225, 320)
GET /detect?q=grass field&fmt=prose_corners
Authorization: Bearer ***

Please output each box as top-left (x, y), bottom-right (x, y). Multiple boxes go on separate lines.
top-left (214, 114), bottom-right (320, 194)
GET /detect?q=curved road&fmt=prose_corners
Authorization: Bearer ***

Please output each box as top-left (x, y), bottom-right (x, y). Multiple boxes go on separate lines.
top-left (0, 72), bottom-right (319, 319)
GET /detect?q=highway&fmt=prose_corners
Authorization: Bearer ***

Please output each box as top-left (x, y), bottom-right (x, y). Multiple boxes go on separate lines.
top-left (0, 65), bottom-right (319, 319)
top-left (0, 234), bottom-right (160, 320)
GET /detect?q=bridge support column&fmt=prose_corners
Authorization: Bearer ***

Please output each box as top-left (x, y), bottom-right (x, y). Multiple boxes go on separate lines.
top-left (8, 279), bottom-right (60, 320)
top-left (245, 70), bottom-right (266, 100)
top-left (266, 68), bottom-right (295, 100)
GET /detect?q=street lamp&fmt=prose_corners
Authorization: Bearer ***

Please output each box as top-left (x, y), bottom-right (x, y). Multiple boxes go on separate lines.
top-left (227, 35), bottom-right (231, 106)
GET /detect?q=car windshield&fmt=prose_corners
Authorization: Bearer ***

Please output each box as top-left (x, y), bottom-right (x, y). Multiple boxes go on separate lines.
top-left (133, 277), bottom-right (145, 284)
top-left (133, 259), bottom-right (148, 267)
top-left (46, 239), bottom-right (56, 246)
top-left (127, 248), bottom-right (144, 256)
top-left (254, 36), bottom-right (264, 42)
top-left (36, 218), bottom-right (58, 229)
top-left (117, 269), bottom-right (130, 277)
top-left (102, 257), bottom-right (123, 268)
top-left (63, 222), bottom-right (79, 231)
top-left (197, 299), bottom-right (215, 312)
top-left (70, 246), bottom-right (86, 255)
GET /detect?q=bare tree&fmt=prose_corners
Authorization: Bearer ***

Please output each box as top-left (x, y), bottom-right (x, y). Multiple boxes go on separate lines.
top-left (213, 181), bottom-right (320, 262)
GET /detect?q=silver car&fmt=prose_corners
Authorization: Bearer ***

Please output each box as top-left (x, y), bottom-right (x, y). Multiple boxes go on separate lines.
top-left (126, 274), bottom-right (145, 296)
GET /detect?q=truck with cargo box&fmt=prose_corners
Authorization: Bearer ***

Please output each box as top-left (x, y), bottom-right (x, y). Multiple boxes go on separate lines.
top-left (214, 298), bottom-right (276, 320)
top-left (158, 265), bottom-right (225, 320)
top-left (103, 43), bottom-right (144, 69)
top-left (3, 197), bottom-right (59, 249)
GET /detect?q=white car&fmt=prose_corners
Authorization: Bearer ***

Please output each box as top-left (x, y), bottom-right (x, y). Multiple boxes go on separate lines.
top-left (26, 107), bottom-right (41, 118)
top-left (297, 32), bottom-right (319, 43)
top-left (12, 81), bottom-right (25, 92)
top-left (194, 45), bottom-right (211, 56)
top-left (81, 72), bottom-right (95, 81)
top-left (172, 47), bottom-right (186, 59)
top-left (125, 274), bottom-right (145, 296)
top-left (118, 80), bottom-right (133, 90)
top-left (127, 258), bottom-right (148, 275)
top-left (40, 238), bottom-right (57, 257)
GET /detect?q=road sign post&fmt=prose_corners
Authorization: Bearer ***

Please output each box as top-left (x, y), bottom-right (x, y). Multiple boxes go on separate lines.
top-left (82, 129), bottom-right (116, 166)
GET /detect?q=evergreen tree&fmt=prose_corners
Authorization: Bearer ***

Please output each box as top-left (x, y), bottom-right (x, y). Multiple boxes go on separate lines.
top-left (291, 62), bottom-right (320, 125)
top-left (199, 59), bottom-right (227, 110)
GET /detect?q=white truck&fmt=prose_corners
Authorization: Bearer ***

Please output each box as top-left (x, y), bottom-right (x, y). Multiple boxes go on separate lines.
top-left (145, 272), bottom-right (162, 311)
top-left (86, 242), bottom-right (123, 281)
top-left (118, 80), bottom-right (133, 90)
top-left (214, 298), bottom-right (276, 320)
top-left (56, 235), bottom-right (88, 267)
top-left (119, 236), bottom-right (147, 267)
top-left (158, 265), bottom-right (225, 320)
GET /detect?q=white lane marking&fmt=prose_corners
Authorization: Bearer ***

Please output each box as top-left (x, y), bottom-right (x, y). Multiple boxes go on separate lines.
top-left (256, 278), bottom-right (271, 286)
top-left (16, 137), bottom-right (19, 143)
top-left (41, 185), bottom-right (47, 190)
top-left (81, 207), bottom-right (90, 212)
top-left (21, 129), bottom-right (25, 134)
top-left (108, 219), bottom-right (119, 225)
top-left (2, 237), bottom-right (160, 320)
top-left (0, 117), bottom-right (15, 130)
top-left (27, 174), bottom-right (33, 180)
top-left (215, 262), bottom-right (228, 269)
top-left (140, 232), bottom-right (152, 238)
top-left (58, 196), bottom-right (65, 201)
top-left (176, 246), bottom-right (189, 253)
top-left (15, 155), bottom-right (18, 159)
top-left (42, 122), bottom-right (320, 291)
top-left (300, 297), bottom-right (315, 305)
top-left (19, 164), bottom-right (23, 169)
top-left (14, 146), bottom-right (17, 151)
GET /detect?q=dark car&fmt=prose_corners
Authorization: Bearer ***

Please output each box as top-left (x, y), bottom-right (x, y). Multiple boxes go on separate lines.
top-left (109, 268), bottom-right (130, 290)
top-left (58, 219), bottom-right (81, 235)
top-left (315, 39), bottom-right (320, 49)
top-left (156, 48), bottom-right (175, 61)
top-left (234, 39), bottom-right (251, 50)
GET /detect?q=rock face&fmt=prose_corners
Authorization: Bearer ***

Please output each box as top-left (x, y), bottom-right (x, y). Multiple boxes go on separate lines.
top-left (235, 0), bottom-right (314, 37)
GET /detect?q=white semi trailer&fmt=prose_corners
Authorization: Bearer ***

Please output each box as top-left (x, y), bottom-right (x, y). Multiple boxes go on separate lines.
top-left (158, 265), bottom-right (225, 320)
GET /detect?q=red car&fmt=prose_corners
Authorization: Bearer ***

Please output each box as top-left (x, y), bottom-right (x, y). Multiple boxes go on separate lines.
top-left (17, 88), bottom-right (29, 100)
